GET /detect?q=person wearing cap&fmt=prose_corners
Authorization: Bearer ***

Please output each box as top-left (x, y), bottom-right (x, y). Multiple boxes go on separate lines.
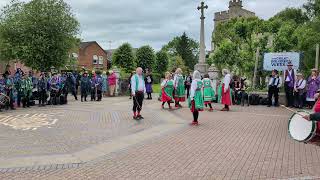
top-left (131, 67), bottom-right (146, 120)
top-left (80, 71), bottom-right (90, 102)
top-left (306, 69), bottom-right (320, 108)
top-left (293, 73), bottom-right (306, 109)
top-left (283, 61), bottom-right (297, 107)
top-left (37, 72), bottom-right (48, 106)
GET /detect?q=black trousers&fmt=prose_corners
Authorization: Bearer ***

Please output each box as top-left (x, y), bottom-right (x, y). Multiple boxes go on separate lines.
top-left (38, 90), bottom-right (47, 105)
top-left (17, 93), bottom-right (22, 107)
top-left (91, 88), bottom-right (96, 101)
top-left (22, 96), bottom-right (30, 107)
top-left (133, 91), bottom-right (144, 112)
top-left (185, 85), bottom-right (191, 98)
top-left (81, 90), bottom-right (88, 101)
top-left (268, 86), bottom-right (279, 106)
top-left (294, 91), bottom-right (304, 108)
top-left (97, 90), bottom-right (102, 101)
top-left (193, 110), bottom-right (199, 122)
top-left (6, 91), bottom-right (14, 109)
top-left (284, 82), bottom-right (294, 107)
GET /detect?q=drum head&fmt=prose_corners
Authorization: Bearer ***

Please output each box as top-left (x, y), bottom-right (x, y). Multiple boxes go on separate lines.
top-left (288, 111), bottom-right (316, 142)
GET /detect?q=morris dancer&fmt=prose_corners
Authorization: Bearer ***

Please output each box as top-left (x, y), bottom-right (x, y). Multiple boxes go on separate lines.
top-left (221, 69), bottom-right (232, 111)
top-left (21, 73), bottom-right (32, 108)
top-left (161, 72), bottom-right (174, 109)
top-left (80, 72), bottom-right (90, 102)
top-left (131, 67), bottom-right (146, 120)
top-left (203, 74), bottom-right (215, 111)
top-left (38, 72), bottom-right (48, 106)
top-left (188, 70), bottom-right (204, 126)
top-left (174, 68), bottom-right (185, 108)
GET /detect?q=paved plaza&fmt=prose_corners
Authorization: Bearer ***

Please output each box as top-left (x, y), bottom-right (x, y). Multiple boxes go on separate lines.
top-left (0, 96), bottom-right (320, 180)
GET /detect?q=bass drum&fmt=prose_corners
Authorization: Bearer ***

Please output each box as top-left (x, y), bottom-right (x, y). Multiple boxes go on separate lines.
top-left (288, 111), bottom-right (317, 142)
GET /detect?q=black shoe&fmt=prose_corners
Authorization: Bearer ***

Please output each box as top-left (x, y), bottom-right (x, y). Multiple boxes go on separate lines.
top-left (137, 115), bottom-right (144, 119)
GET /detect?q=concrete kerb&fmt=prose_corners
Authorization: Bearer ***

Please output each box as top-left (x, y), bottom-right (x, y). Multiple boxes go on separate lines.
top-left (0, 101), bottom-right (186, 170)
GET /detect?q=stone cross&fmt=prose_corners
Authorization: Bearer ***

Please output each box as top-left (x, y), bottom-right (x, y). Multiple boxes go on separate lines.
top-left (197, 1), bottom-right (208, 20)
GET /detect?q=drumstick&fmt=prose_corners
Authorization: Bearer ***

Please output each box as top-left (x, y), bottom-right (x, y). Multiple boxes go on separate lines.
top-left (280, 105), bottom-right (309, 116)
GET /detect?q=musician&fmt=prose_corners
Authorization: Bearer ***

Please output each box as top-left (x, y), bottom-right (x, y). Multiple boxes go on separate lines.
top-left (0, 74), bottom-right (6, 111)
top-left (173, 68), bottom-right (185, 108)
top-left (38, 72), bottom-right (48, 106)
top-left (14, 69), bottom-right (23, 107)
top-left (4, 72), bottom-right (15, 110)
top-left (131, 67), bottom-right (146, 120)
top-left (284, 62), bottom-right (297, 107)
top-left (80, 72), bottom-right (90, 102)
top-left (294, 73), bottom-right (306, 109)
top-left (21, 73), bottom-right (33, 108)
top-left (50, 73), bottom-right (60, 105)
top-left (268, 69), bottom-right (282, 107)
top-left (188, 70), bottom-right (204, 126)
top-left (65, 72), bottom-right (78, 102)
top-left (96, 72), bottom-right (103, 101)
top-left (90, 73), bottom-right (98, 101)
top-left (221, 69), bottom-right (232, 111)
top-left (304, 113), bottom-right (320, 122)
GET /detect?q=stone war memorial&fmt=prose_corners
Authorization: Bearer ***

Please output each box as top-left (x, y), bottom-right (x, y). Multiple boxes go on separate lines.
top-left (0, 0), bottom-right (320, 180)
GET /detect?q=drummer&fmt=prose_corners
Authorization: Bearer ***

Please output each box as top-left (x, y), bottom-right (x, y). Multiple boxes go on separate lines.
top-left (304, 91), bottom-right (320, 121)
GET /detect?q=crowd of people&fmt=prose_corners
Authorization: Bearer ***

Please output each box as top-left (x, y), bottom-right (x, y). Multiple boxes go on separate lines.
top-left (0, 68), bottom-right (118, 111)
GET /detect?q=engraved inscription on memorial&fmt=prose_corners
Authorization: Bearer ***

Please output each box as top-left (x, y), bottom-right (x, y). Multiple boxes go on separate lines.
top-left (0, 112), bottom-right (61, 131)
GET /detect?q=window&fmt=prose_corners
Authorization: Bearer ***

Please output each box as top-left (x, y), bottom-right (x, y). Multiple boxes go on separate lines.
top-left (98, 56), bottom-right (104, 65)
top-left (93, 55), bottom-right (98, 64)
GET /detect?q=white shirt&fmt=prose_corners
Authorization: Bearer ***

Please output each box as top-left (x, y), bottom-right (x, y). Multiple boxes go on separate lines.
top-left (190, 79), bottom-right (201, 99)
top-left (223, 74), bottom-right (231, 92)
top-left (295, 79), bottom-right (306, 90)
top-left (268, 76), bottom-right (282, 88)
top-left (284, 69), bottom-right (297, 82)
top-left (161, 79), bottom-right (173, 87)
top-left (131, 74), bottom-right (146, 95)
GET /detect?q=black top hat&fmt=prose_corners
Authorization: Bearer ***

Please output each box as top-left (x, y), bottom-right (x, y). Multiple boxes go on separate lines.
top-left (287, 61), bottom-right (293, 66)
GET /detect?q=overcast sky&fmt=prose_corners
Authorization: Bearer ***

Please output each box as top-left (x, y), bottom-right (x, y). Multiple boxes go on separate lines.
top-left (0, 0), bottom-right (307, 50)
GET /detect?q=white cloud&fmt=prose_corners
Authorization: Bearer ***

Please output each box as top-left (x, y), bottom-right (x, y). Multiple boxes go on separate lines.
top-left (0, 0), bottom-right (308, 50)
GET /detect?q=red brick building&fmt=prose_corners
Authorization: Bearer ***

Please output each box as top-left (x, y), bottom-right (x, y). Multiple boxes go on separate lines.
top-left (0, 61), bottom-right (32, 74)
top-left (74, 41), bottom-right (108, 71)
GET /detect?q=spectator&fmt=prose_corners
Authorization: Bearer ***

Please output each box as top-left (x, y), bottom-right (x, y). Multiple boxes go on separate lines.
top-left (108, 70), bottom-right (117, 96)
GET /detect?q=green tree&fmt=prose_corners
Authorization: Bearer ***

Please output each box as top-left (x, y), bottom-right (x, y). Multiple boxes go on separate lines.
top-left (135, 45), bottom-right (155, 71)
top-left (303, 0), bottom-right (320, 18)
top-left (0, 0), bottom-right (79, 71)
top-left (168, 56), bottom-right (188, 74)
top-left (155, 50), bottom-right (169, 75)
top-left (162, 32), bottom-right (199, 71)
top-left (112, 43), bottom-right (135, 73)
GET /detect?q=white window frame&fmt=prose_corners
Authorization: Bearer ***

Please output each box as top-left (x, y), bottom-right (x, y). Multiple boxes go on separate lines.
top-left (98, 56), bottom-right (104, 65)
top-left (93, 55), bottom-right (98, 65)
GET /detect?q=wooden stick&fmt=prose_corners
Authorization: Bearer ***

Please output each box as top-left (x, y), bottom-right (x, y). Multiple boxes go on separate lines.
top-left (280, 105), bottom-right (309, 116)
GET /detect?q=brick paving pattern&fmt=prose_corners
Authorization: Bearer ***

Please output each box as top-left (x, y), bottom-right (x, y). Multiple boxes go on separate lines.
top-left (0, 97), bottom-right (320, 180)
